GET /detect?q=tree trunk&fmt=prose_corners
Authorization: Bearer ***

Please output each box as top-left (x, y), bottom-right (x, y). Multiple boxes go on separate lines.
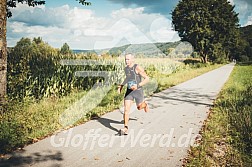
top-left (202, 54), bottom-right (208, 63)
top-left (200, 51), bottom-right (208, 63)
top-left (0, 0), bottom-right (7, 105)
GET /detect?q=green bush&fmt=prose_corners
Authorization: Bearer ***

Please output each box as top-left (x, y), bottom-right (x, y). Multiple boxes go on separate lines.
top-left (0, 118), bottom-right (29, 154)
top-left (239, 55), bottom-right (250, 62)
top-left (183, 58), bottom-right (201, 65)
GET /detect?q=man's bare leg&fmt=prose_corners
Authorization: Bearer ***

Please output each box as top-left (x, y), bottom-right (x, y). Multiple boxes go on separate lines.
top-left (121, 100), bottom-right (132, 134)
top-left (137, 101), bottom-right (149, 112)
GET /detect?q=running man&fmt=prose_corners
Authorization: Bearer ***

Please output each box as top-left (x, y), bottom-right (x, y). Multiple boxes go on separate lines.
top-left (118, 53), bottom-right (150, 135)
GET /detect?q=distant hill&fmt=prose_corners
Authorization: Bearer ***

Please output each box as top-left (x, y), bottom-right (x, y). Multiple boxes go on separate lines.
top-left (72, 49), bottom-right (93, 54)
top-left (73, 41), bottom-right (186, 57)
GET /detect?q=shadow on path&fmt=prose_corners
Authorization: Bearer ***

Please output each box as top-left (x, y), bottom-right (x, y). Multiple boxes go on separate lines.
top-left (152, 87), bottom-right (215, 107)
top-left (0, 150), bottom-right (63, 167)
top-left (153, 95), bottom-right (214, 107)
top-left (96, 117), bottom-right (138, 133)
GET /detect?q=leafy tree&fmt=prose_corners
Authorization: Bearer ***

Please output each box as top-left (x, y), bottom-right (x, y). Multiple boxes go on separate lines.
top-left (172, 0), bottom-right (239, 63)
top-left (0, 0), bottom-right (91, 104)
top-left (239, 25), bottom-right (252, 61)
top-left (33, 37), bottom-right (43, 44)
top-left (240, 25), bottom-right (252, 46)
top-left (60, 42), bottom-right (72, 55)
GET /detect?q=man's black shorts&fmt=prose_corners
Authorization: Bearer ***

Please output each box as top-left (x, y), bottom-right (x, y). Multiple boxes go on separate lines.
top-left (124, 88), bottom-right (144, 105)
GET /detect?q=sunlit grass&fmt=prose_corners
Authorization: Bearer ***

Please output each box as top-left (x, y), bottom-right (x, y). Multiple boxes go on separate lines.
top-left (185, 63), bottom-right (252, 166)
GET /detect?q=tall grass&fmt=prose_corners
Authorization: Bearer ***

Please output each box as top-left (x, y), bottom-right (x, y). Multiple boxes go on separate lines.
top-left (185, 62), bottom-right (252, 166)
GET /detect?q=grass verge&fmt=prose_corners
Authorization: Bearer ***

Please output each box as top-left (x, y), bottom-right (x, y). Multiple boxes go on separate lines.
top-left (184, 62), bottom-right (252, 166)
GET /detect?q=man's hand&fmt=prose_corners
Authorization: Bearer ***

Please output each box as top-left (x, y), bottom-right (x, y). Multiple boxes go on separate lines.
top-left (130, 84), bottom-right (138, 91)
top-left (118, 85), bottom-right (123, 93)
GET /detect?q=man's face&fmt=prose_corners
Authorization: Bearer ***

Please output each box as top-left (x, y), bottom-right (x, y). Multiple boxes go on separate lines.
top-left (125, 54), bottom-right (133, 67)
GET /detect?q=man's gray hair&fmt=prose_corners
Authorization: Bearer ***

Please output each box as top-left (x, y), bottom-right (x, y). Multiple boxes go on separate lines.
top-left (125, 53), bottom-right (135, 58)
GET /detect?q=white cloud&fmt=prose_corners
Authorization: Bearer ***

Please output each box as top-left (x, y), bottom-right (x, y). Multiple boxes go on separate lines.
top-left (244, 16), bottom-right (252, 26)
top-left (233, 0), bottom-right (252, 26)
top-left (111, 7), bottom-right (145, 19)
top-left (7, 4), bottom-right (180, 50)
top-left (150, 17), bottom-right (180, 42)
top-left (228, 0), bottom-right (235, 5)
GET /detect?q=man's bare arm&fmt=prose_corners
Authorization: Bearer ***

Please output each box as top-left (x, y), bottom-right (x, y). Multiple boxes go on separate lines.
top-left (118, 75), bottom-right (128, 93)
top-left (136, 65), bottom-right (149, 87)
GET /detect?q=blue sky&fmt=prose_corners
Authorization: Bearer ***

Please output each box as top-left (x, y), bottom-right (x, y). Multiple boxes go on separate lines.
top-left (45, 0), bottom-right (124, 17)
top-left (7, 0), bottom-right (252, 50)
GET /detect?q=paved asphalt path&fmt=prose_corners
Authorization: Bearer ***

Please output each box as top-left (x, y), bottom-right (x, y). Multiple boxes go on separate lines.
top-left (1, 63), bottom-right (235, 167)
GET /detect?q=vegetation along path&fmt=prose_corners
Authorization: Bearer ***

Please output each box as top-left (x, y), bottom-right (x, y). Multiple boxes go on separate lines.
top-left (0, 63), bottom-right (235, 167)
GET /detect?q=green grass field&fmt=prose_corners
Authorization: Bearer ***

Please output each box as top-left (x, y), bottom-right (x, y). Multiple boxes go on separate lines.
top-left (185, 62), bottom-right (252, 166)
